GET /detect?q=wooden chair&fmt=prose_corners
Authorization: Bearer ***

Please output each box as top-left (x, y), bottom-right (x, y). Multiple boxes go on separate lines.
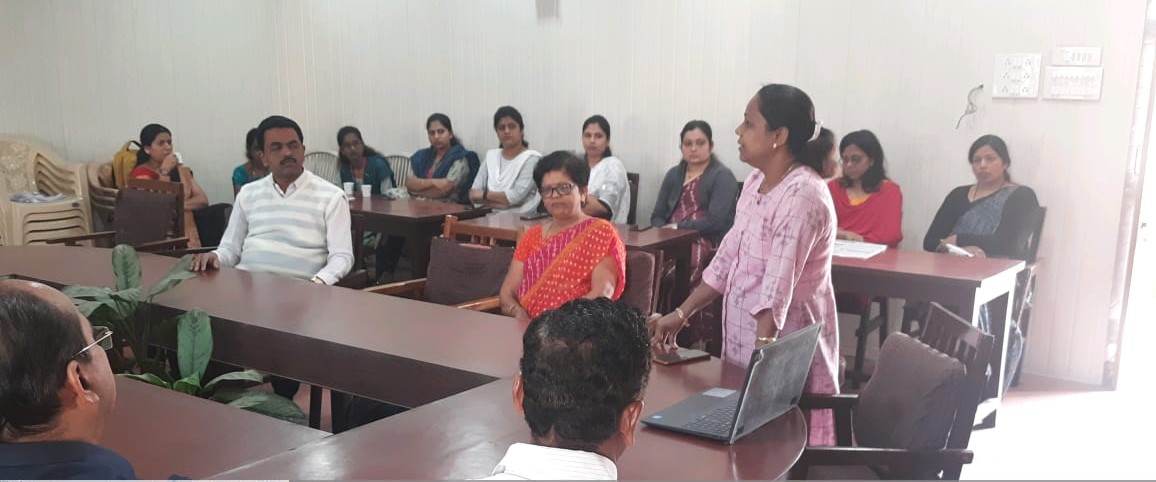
top-left (44, 187), bottom-right (189, 252)
top-left (621, 250), bottom-right (658, 314)
top-left (792, 303), bottom-right (993, 480)
top-left (125, 178), bottom-right (202, 247)
top-left (363, 215), bottom-right (522, 312)
top-left (627, 172), bottom-right (640, 225)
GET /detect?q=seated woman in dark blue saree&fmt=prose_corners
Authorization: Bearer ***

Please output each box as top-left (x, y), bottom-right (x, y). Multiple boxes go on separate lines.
top-left (337, 126), bottom-right (395, 195)
top-left (406, 113), bottom-right (479, 204)
top-left (922, 134), bottom-right (1040, 392)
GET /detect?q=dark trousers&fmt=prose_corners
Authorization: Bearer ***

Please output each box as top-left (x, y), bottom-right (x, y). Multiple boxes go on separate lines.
top-left (375, 235), bottom-right (406, 279)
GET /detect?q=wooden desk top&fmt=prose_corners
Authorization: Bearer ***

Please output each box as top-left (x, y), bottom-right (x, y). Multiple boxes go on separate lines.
top-left (212, 358), bottom-right (807, 480)
top-left (104, 378), bottom-right (328, 479)
top-left (349, 196), bottom-right (485, 222)
top-left (0, 246), bottom-right (524, 404)
top-left (462, 212), bottom-right (700, 250)
top-left (832, 249), bottom-right (1024, 286)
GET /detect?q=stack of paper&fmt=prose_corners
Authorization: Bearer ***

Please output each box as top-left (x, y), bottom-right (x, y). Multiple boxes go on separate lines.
top-left (833, 239), bottom-right (888, 259)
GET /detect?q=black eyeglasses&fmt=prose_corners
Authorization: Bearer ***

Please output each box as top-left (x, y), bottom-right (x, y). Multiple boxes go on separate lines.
top-left (540, 182), bottom-right (575, 198)
top-left (73, 326), bottom-right (113, 359)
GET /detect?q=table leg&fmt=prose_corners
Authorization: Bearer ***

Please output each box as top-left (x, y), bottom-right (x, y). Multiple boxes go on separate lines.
top-left (977, 289), bottom-right (1013, 428)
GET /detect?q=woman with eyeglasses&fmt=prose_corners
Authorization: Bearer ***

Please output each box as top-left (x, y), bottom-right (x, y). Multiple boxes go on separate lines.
top-left (498, 151), bottom-right (626, 322)
top-left (827, 129), bottom-right (903, 247)
top-left (469, 106), bottom-right (542, 214)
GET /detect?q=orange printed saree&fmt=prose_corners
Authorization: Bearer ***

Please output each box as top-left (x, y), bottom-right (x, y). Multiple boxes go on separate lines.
top-left (514, 218), bottom-right (626, 318)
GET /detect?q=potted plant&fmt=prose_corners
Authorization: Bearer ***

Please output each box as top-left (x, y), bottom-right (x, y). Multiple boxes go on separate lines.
top-left (65, 245), bottom-right (305, 424)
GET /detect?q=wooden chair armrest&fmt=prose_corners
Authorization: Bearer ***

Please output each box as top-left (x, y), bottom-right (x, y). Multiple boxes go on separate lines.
top-left (799, 394), bottom-right (859, 411)
top-left (154, 246), bottom-right (217, 258)
top-left (363, 278), bottom-right (428, 298)
top-left (135, 237), bottom-right (190, 253)
top-left (454, 296), bottom-right (502, 312)
top-left (44, 231), bottom-right (115, 246)
top-left (797, 446), bottom-right (973, 468)
top-left (335, 269), bottom-right (371, 289)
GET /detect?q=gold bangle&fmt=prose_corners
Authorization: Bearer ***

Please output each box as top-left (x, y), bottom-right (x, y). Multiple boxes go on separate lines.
top-left (674, 307), bottom-right (689, 328)
top-left (756, 336), bottom-right (776, 346)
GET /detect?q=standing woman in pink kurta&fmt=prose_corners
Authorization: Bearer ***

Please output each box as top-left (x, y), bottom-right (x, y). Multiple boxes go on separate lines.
top-left (651, 84), bottom-right (840, 446)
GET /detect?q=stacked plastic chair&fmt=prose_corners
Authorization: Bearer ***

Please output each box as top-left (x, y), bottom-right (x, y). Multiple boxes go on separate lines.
top-left (0, 135), bottom-right (91, 246)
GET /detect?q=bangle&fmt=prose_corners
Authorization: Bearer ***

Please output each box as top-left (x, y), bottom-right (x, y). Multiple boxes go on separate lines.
top-left (756, 336), bottom-right (776, 346)
top-left (674, 307), bottom-right (689, 328)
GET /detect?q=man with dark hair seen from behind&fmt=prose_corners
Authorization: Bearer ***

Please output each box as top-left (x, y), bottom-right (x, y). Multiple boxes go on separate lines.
top-left (0, 280), bottom-right (134, 479)
top-left (482, 298), bottom-right (651, 480)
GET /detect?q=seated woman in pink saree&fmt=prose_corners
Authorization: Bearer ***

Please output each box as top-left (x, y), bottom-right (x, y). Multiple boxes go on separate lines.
top-left (499, 151), bottom-right (626, 321)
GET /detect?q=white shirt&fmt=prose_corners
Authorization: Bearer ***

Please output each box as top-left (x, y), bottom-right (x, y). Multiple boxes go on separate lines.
top-left (587, 156), bottom-right (630, 224)
top-left (213, 170), bottom-right (353, 285)
top-left (478, 443), bottom-right (618, 480)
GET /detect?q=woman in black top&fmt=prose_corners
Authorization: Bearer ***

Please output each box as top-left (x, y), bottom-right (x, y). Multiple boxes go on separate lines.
top-left (920, 134), bottom-right (1040, 393)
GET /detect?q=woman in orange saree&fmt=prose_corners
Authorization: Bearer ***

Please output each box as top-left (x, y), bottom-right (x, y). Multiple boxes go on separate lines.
top-left (499, 151), bottom-right (626, 321)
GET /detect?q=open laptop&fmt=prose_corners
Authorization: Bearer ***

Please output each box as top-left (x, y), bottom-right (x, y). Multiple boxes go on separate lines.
top-left (641, 323), bottom-right (822, 444)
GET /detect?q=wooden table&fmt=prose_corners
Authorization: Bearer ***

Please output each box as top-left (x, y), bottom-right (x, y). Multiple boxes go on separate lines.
top-left (349, 196), bottom-right (489, 277)
top-left (461, 212), bottom-right (701, 304)
top-left (831, 249), bottom-right (1024, 426)
top-left (104, 377), bottom-right (328, 479)
top-left (211, 358), bottom-right (808, 480)
top-left (0, 246), bottom-right (524, 408)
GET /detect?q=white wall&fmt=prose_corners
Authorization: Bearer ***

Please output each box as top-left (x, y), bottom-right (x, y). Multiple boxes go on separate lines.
top-left (0, 0), bottom-right (1146, 384)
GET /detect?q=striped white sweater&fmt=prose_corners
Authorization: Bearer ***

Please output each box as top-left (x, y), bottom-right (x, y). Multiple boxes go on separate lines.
top-left (218, 170), bottom-right (352, 282)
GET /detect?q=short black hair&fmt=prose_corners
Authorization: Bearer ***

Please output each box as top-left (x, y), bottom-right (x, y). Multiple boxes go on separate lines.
top-left (680, 120), bottom-right (714, 146)
top-left (520, 298), bottom-right (651, 452)
top-left (969, 134), bottom-right (1012, 182)
top-left (582, 115), bottom-right (612, 157)
top-left (0, 286), bottom-right (89, 439)
top-left (533, 150), bottom-right (590, 190)
top-left (755, 84), bottom-right (823, 173)
top-left (839, 129), bottom-right (889, 193)
top-left (493, 106), bottom-right (529, 147)
top-left (256, 115), bottom-right (304, 150)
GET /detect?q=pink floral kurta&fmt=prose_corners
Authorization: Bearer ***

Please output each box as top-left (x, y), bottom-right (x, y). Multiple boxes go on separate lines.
top-left (701, 166), bottom-right (840, 446)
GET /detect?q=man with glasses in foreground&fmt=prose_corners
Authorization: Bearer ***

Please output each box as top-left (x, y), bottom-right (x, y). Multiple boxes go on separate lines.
top-left (0, 279), bottom-right (132, 479)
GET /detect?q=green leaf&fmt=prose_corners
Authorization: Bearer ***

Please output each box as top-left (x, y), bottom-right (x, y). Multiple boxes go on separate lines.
top-left (119, 372), bottom-right (171, 389)
top-left (62, 285), bottom-right (112, 299)
top-left (148, 255), bottom-right (196, 299)
top-left (217, 390), bottom-right (307, 425)
top-left (74, 299), bottom-right (107, 317)
top-left (172, 372), bottom-right (202, 395)
top-left (112, 245), bottom-right (142, 292)
top-left (203, 369), bottom-right (267, 394)
top-left (176, 310), bottom-right (212, 379)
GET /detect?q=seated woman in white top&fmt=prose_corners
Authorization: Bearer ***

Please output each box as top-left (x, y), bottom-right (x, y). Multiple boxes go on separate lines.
top-left (469, 106), bottom-right (542, 215)
top-left (580, 115), bottom-right (631, 224)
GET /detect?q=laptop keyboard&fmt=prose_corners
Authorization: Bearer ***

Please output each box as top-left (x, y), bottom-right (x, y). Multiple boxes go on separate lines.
top-left (682, 398), bottom-right (739, 436)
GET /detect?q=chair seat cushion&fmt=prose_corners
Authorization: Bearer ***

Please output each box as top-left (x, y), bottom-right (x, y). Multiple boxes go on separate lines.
top-left (854, 333), bottom-right (965, 450)
top-left (424, 237), bottom-right (514, 305)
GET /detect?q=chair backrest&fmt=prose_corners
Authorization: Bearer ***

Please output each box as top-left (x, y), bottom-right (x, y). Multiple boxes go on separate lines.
top-left (424, 237), bottom-right (514, 305)
top-left (87, 162), bottom-right (118, 223)
top-left (304, 150), bottom-right (341, 186)
top-left (621, 250), bottom-right (656, 313)
top-left (1025, 206), bottom-right (1047, 263)
top-left (0, 138), bottom-right (41, 196)
top-left (112, 188), bottom-right (181, 246)
top-left (627, 172), bottom-right (640, 225)
top-left (919, 302), bottom-right (995, 453)
top-left (442, 214), bottom-right (522, 247)
top-left (125, 178), bottom-right (184, 240)
top-left (387, 155), bottom-right (411, 187)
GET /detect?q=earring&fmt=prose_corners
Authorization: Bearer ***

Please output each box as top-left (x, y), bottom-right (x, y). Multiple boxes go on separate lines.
top-left (773, 143), bottom-right (778, 150)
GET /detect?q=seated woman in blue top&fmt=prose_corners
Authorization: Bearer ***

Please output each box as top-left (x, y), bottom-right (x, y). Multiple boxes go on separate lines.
top-left (232, 127), bottom-right (269, 196)
top-left (338, 126), bottom-right (395, 195)
top-left (407, 113), bottom-right (480, 204)
top-left (0, 280), bottom-right (136, 480)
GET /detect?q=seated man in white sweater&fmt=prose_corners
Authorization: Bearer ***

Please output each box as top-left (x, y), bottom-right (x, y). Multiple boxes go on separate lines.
top-left (480, 298), bottom-right (651, 480)
top-left (190, 115), bottom-right (352, 285)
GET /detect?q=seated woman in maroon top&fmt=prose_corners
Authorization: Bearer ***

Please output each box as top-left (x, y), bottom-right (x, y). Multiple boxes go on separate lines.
top-left (827, 129), bottom-right (903, 247)
top-left (128, 124), bottom-right (213, 246)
